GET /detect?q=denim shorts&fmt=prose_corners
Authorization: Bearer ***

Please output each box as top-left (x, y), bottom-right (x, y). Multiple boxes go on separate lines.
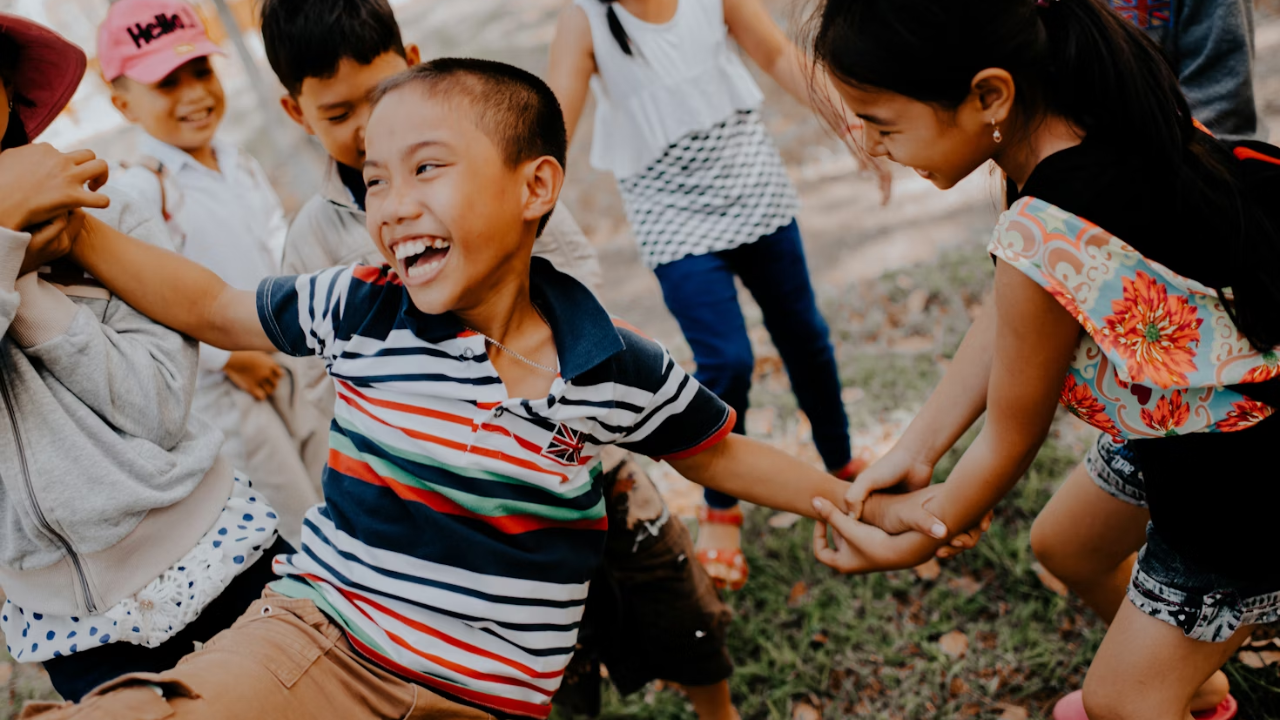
top-left (1086, 435), bottom-right (1280, 642)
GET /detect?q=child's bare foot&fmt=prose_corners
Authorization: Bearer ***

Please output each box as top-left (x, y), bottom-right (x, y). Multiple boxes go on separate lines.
top-left (681, 680), bottom-right (740, 720)
top-left (695, 505), bottom-right (747, 591)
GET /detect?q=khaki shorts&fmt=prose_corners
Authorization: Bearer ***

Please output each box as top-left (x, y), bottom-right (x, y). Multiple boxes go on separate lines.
top-left (20, 592), bottom-right (493, 720)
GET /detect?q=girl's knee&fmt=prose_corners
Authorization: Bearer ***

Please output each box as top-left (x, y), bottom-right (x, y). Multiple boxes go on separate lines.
top-left (1029, 511), bottom-right (1073, 575)
top-left (1082, 671), bottom-right (1146, 720)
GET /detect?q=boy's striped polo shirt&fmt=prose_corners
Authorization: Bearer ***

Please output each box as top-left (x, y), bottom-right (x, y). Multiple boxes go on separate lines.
top-left (256, 257), bottom-right (734, 719)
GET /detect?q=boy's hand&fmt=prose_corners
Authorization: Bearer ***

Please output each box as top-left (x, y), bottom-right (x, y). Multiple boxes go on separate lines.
top-left (0, 146), bottom-right (110, 231)
top-left (224, 350), bottom-right (283, 401)
top-left (861, 487), bottom-right (994, 559)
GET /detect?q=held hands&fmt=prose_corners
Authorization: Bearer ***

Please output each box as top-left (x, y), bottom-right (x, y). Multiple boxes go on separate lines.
top-left (810, 448), bottom-right (995, 573)
top-left (810, 489), bottom-right (993, 573)
top-left (18, 210), bottom-right (86, 277)
top-left (0, 145), bottom-right (110, 233)
top-left (224, 351), bottom-right (284, 401)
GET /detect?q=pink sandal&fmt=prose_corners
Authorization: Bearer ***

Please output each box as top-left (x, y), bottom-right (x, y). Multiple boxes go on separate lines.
top-left (1053, 690), bottom-right (1237, 720)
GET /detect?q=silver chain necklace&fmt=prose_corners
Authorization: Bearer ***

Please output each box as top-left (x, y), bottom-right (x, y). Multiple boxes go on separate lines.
top-left (465, 308), bottom-right (558, 374)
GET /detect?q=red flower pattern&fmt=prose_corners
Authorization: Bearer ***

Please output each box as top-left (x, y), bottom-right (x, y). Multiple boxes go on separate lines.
top-left (1103, 271), bottom-right (1202, 389)
top-left (1140, 391), bottom-right (1190, 436)
top-left (1059, 375), bottom-right (1122, 440)
top-left (1241, 352), bottom-right (1280, 385)
top-left (1215, 398), bottom-right (1275, 433)
top-left (1045, 281), bottom-right (1096, 335)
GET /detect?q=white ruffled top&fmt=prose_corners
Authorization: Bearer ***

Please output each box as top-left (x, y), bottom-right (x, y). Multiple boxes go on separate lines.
top-left (576, 0), bottom-right (765, 179)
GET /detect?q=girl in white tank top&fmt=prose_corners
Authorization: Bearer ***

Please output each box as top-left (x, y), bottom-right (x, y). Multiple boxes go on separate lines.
top-left (547, 0), bottom-right (885, 639)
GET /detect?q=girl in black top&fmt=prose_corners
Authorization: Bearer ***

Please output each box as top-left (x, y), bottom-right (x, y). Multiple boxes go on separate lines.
top-left (799, 1), bottom-right (1280, 718)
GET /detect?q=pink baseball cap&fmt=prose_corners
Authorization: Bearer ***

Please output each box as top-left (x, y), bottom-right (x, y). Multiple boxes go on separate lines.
top-left (0, 13), bottom-right (87, 141)
top-left (97, 0), bottom-right (223, 85)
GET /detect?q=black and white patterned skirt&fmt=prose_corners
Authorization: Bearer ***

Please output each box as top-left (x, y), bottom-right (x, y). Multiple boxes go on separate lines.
top-left (618, 109), bottom-right (800, 270)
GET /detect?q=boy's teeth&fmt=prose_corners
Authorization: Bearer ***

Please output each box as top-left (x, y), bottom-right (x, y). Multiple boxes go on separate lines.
top-left (394, 240), bottom-right (425, 259)
top-left (393, 238), bottom-right (449, 259)
top-left (406, 258), bottom-right (444, 278)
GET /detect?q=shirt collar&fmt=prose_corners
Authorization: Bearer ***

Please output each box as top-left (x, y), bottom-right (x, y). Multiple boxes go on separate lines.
top-left (401, 257), bottom-right (625, 381)
top-left (321, 158), bottom-right (366, 214)
top-left (530, 256), bottom-right (625, 381)
top-left (138, 132), bottom-right (237, 176)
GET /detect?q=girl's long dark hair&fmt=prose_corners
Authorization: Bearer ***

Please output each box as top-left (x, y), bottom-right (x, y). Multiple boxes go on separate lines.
top-left (599, 0), bottom-right (634, 56)
top-left (809, 0), bottom-right (1280, 351)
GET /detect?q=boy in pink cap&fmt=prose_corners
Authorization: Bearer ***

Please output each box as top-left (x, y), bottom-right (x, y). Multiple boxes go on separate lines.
top-left (99, 0), bottom-right (322, 547)
top-left (0, 12), bottom-right (290, 703)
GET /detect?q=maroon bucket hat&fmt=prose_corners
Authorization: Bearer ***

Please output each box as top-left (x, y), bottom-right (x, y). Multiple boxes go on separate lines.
top-left (0, 13), bottom-right (87, 140)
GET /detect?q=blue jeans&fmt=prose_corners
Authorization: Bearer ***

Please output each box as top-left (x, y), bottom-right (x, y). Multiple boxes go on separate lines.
top-left (654, 221), bottom-right (851, 509)
top-left (1113, 0), bottom-right (1264, 141)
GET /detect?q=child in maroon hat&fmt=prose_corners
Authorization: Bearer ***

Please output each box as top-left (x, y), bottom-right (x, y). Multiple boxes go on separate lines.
top-left (0, 13), bottom-right (290, 703)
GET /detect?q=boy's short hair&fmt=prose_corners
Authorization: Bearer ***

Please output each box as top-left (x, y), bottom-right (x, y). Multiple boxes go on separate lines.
top-left (372, 58), bottom-right (568, 233)
top-left (260, 0), bottom-right (406, 96)
top-left (372, 58), bottom-right (567, 171)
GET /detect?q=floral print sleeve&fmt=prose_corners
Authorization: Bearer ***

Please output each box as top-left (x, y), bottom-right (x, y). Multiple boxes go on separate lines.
top-left (989, 197), bottom-right (1277, 441)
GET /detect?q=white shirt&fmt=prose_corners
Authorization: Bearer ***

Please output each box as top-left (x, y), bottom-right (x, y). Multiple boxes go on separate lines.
top-left (575, 0), bottom-right (765, 179)
top-left (114, 134), bottom-right (288, 377)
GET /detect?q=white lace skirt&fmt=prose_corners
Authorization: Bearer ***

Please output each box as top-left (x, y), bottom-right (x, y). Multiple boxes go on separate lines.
top-left (2, 474), bottom-right (278, 663)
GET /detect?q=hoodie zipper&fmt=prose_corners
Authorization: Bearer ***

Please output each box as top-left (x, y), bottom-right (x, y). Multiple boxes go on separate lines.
top-left (0, 360), bottom-right (96, 613)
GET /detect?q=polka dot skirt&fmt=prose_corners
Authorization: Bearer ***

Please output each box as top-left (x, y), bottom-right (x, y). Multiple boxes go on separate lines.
top-left (2, 474), bottom-right (278, 663)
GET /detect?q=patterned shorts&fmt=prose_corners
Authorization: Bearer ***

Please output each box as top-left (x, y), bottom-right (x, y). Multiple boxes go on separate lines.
top-left (1085, 434), bottom-right (1280, 642)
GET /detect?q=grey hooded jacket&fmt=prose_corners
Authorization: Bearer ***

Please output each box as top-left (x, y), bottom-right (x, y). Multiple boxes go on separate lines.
top-left (0, 185), bottom-right (231, 616)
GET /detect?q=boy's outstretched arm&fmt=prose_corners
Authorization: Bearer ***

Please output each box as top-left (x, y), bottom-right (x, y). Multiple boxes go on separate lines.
top-left (69, 213), bottom-right (275, 353)
top-left (668, 434), bottom-right (852, 519)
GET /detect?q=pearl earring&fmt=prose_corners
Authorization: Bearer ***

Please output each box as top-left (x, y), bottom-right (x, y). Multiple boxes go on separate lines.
top-left (991, 118), bottom-right (1003, 144)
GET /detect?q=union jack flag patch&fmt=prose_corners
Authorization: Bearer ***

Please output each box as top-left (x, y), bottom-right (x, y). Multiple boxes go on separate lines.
top-left (542, 423), bottom-right (587, 465)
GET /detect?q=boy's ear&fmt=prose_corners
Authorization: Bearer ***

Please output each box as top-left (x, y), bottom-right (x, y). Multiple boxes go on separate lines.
top-left (405, 44), bottom-right (422, 66)
top-left (109, 84), bottom-right (135, 122)
top-left (279, 93), bottom-right (314, 135)
top-left (522, 156), bottom-right (564, 228)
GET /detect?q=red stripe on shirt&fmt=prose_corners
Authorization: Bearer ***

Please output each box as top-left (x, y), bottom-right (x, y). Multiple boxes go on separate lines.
top-left (337, 585), bottom-right (565, 683)
top-left (657, 407), bottom-right (737, 461)
top-left (327, 449), bottom-right (608, 534)
top-left (336, 391), bottom-right (571, 484)
top-left (344, 632), bottom-right (553, 719)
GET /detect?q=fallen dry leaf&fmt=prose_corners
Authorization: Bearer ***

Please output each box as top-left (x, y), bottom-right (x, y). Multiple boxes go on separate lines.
top-left (788, 581), bottom-right (810, 608)
top-left (914, 558), bottom-right (942, 581)
top-left (947, 574), bottom-right (984, 597)
top-left (841, 386), bottom-right (866, 405)
top-left (791, 700), bottom-right (821, 720)
top-left (1033, 562), bottom-right (1070, 597)
top-left (906, 288), bottom-right (930, 316)
top-left (949, 677), bottom-right (970, 697)
top-left (768, 512), bottom-right (803, 529)
top-left (1237, 650), bottom-right (1280, 668)
top-left (811, 632), bottom-right (829, 647)
top-left (993, 703), bottom-right (1029, 720)
top-left (938, 630), bottom-right (969, 660)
